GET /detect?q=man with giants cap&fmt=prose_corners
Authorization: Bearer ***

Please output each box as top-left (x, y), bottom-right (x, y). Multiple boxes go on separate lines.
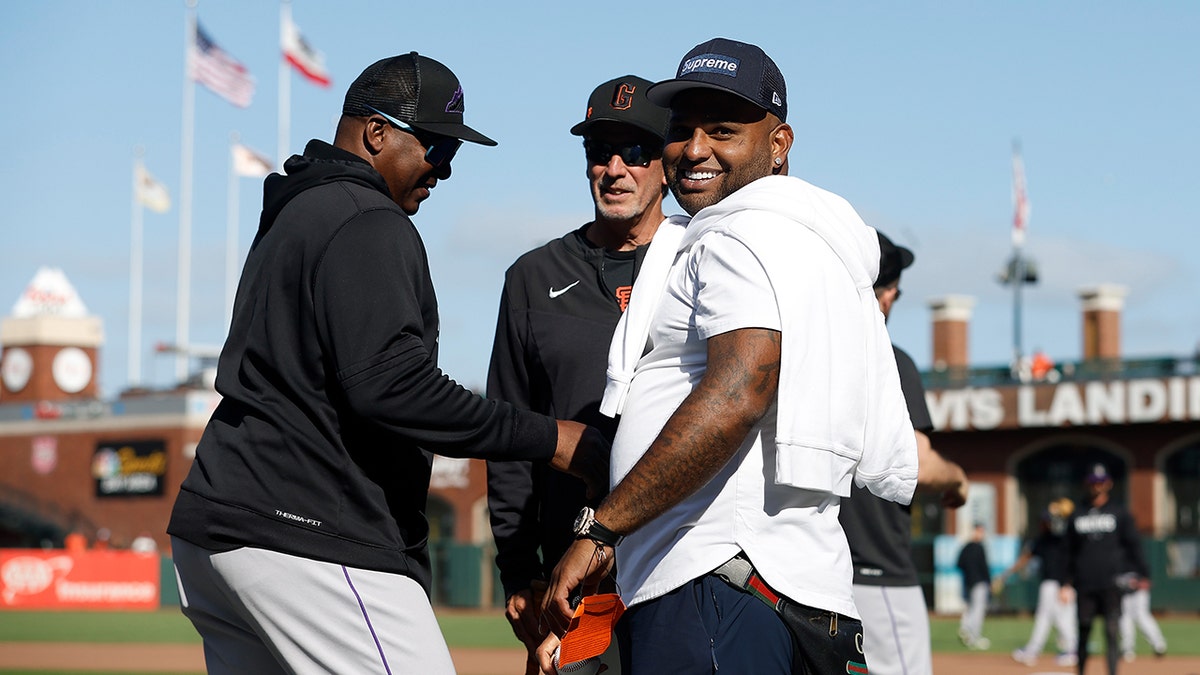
top-left (1061, 463), bottom-right (1149, 675)
top-left (484, 74), bottom-right (674, 675)
top-left (167, 53), bottom-right (608, 674)
top-left (839, 231), bottom-right (970, 674)
top-left (541, 38), bottom-right (919, 673)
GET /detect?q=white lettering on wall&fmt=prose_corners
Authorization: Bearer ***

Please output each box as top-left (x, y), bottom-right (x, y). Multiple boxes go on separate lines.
top-left (1128, 380), bottom-right (1168, 422)
top-left (1046, 384), bottom-right (1085, 426)
top-left (1018, 387), bottom-right (1046, 427)
top-left (927, 376), bottom-right (1200, 431)
top-left (1086, 381), bottom-right (1124, 424)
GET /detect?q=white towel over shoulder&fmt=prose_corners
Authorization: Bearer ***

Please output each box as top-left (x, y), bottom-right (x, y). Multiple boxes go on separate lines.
top-left (599, 214), bottom-right (689, 418)
top-left (601, 177), bottom-right (916, 503)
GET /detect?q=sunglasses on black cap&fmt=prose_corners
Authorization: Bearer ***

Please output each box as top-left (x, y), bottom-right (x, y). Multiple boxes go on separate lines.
top-left (583, 139), bottom-right (658, 168)
top-left (366, 105), bottom-right (462, 168)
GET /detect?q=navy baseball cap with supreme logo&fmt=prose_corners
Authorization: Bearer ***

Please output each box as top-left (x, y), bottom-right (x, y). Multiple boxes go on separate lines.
top-left (343, 52), bottom-right (497, 146)
top-left (647, 38), bottom-right (787, 123)
top-left (570, 75), bottom-right (670, 141)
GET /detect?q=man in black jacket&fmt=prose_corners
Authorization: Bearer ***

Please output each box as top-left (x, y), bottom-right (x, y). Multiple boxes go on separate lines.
top-left (838, 232), bottom-right (969, 674)
top-left (1061, 463), bottom-right (1149, 675)
top-left (485, 74), bottom-right (671, 674)
top-left (167, 53), bottom-right (606, 675)
top-left (957, 522), bottom-right (993, 650)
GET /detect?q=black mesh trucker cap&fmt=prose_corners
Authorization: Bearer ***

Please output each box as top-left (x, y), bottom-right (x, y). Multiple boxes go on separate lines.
top-left (570, 75), bottom-right (670, 141)
top-left (647, 38), bottom-right (787, 123)
top-left (343, 52), bottom-right (496, 146)
top-left (875, 231), bottom-right (915, 289)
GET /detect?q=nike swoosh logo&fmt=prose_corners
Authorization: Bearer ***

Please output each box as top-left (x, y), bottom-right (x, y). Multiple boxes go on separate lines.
top-left (548, 280), bottom-right (581, 299)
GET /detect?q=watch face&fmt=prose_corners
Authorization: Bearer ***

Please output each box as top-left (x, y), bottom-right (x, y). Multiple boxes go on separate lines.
top-left (573, 508), bottom-right (592, 536)
top-left (2, 347), bottom-right (33, 392)
top-left (52, 347), bottom-right (92, 394)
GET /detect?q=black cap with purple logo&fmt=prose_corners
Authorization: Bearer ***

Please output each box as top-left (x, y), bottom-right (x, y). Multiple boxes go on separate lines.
top-left (647, 37), bottom-right (787, 123)
top-left (343, 52), bottom-right (496, 146)
top-left (1085, 463), bottom-right (1112, 484)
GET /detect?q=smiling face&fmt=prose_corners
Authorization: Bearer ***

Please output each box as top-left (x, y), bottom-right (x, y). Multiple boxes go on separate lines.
top-left (584, 122), bottom-right (666, 226)
top-left (663, 88), bottom-right (792, 216)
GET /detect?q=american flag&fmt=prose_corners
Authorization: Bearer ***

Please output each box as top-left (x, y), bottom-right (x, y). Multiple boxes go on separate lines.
top-left (190, 22), bottom-right (255, 108)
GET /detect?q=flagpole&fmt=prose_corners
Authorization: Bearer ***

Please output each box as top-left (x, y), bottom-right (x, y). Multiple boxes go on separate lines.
top-left (129, 148), bottom-right (146, 387)
top-left (1010, 140), bottom-right (1026, 379)
top-left (226, 132), bottom-right (240, 337)
top-left (177, 1), bottom-right (198, 382)
top-left (278, 0), bottom-right (291, 168)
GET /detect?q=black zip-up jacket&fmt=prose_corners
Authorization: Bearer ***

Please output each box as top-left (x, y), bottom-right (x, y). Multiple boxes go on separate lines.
top-left (1064, 497), bottom-right (1147, 592)
top-left (168, 140), bottom-right (556, 593)
top-left (485, 225), bottom-right (648, 597)
top-left (839, 346), bottom-right (932, 587)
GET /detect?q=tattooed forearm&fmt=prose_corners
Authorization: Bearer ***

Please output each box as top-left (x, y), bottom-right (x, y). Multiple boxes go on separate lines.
top-left (598, 328), bottom-right (781, 535)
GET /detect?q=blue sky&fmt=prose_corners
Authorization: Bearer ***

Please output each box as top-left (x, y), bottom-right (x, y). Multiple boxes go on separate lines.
top-left (2, 1), bottom-right (1198, 397)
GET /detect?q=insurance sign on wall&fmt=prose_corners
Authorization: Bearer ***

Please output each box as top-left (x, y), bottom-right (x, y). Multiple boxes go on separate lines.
top-left (0, 550), bottom-right (159, 610)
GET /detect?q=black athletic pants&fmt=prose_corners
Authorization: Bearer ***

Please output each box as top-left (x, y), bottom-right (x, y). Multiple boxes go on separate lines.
top-left (1076, 586), bottom-right (1122, 675)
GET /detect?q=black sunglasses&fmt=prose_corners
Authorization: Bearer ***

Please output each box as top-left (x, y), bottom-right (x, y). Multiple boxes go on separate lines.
top-left (583, 139), bottom-right (657, 168)
top-left (366, 105), bottom-right (462, 168)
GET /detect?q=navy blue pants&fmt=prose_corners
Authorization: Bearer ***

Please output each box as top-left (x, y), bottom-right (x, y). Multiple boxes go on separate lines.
top-left (617, 574), bottom-right (794, 674)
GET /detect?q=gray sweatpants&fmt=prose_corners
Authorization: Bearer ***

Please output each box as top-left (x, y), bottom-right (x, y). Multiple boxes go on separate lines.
top-left (1020, 579), bottom-right (1076, 655)
top-left (959, 581), bottom-right (989, 642)
top-left (1120, 587), bottom-right (1166, 653)
top-left (171, 538), bottom-right (456, 674)
top-left (853, 584), bottom-right (933, 675)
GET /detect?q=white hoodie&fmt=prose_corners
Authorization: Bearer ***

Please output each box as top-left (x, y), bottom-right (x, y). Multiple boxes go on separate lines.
top-left (606, 174), bottom-right (918, 502)
top-left (604, 174), bottom-right (918, 614)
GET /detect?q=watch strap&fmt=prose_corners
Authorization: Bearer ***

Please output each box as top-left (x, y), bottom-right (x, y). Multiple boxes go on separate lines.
top-left (581, 516), bottom-right (623, 548)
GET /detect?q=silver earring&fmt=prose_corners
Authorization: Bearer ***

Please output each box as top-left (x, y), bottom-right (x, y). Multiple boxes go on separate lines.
top-left (774, 157), bottom-right (782, 166)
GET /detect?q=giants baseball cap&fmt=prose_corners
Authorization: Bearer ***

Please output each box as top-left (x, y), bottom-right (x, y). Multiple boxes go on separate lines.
top-left (875, 231), bottom-right (915, 288)
top-left (343, 52), bottom-right (497, 146)
top-left (646, 37), bottom-right (787, 122)
top-left (570, 75), bottom-right (670, 141)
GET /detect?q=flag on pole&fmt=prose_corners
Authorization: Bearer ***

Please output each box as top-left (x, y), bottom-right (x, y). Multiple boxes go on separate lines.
top-left (282, 14), bottom-right (332, 87)
top-left (232, 143), bottom-right (274, 177)
top-left (190, 22), bottom-right (256, 108)
top-left (1011, 144), bottom-right (1030, 247)
top-left (136, 166), bottom-right (171, 213)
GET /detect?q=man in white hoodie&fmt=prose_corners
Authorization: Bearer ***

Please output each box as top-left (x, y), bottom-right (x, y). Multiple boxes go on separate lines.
top-left (540, 38), bottom-right (918, 675)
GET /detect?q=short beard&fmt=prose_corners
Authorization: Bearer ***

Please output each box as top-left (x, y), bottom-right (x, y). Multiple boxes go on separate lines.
top-left (666, 148), bottom-right (774, 216)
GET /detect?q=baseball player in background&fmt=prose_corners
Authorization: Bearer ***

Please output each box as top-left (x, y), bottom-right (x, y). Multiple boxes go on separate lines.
top-left (1061, 463), bottom-right (1149, 675)
top-left (998, 497), bottom-right (1078, 667)
top-left (838, 231), bottom-right (969, 675)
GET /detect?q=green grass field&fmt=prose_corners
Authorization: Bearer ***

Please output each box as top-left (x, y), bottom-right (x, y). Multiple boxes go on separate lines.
top-left (1, 609), bottom-right (1196, 674)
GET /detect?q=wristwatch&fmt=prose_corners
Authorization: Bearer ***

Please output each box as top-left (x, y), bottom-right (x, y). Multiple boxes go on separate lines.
top-left (572, 506), bottom-right (623, 547)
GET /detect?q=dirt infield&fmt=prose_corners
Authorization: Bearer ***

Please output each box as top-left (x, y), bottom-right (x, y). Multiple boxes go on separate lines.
top-left (1, 644), bottom-right (1198, 674)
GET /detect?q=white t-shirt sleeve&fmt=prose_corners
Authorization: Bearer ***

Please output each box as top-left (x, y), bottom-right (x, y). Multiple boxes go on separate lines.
top-left (692, 231), bottom-right (781, 339)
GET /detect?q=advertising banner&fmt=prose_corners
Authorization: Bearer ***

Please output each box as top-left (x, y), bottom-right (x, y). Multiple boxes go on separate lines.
top-left (93, 439), bottom-right (167, 497)
top-left (0, 550), bottom-right (159, 610)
